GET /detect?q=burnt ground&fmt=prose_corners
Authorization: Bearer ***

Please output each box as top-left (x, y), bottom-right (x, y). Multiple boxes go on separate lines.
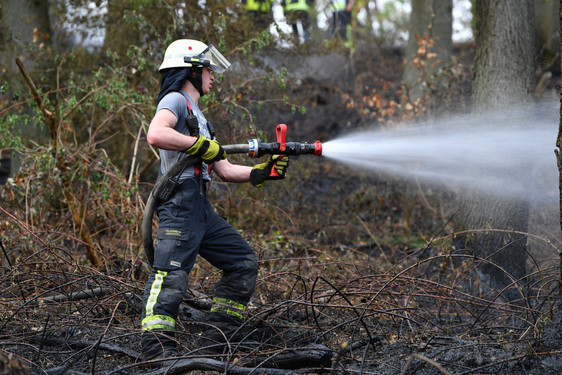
top-left (2, 240), bottom-right (562, 375)
top-left (1, 40), bottom-right (562, 374)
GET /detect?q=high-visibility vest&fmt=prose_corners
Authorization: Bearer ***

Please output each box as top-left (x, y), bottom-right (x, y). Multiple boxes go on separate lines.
top-left (244, 0), bottom-right (272, 12)
top-left (284, 0), bottom-right (310, 12)
top-left (331, 0), bottom-right (347, 11)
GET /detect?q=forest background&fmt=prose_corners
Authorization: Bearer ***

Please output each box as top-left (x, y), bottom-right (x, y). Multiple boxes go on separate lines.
top-left (0, 0), bottom-right (561, 374)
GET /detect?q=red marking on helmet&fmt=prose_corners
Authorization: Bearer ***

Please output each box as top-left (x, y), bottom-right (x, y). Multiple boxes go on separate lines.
top-left (189, 46), bottom-right (192, 50)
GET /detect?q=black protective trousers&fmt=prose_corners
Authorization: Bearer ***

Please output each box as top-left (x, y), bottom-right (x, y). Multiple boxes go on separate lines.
top-left (141, 177), bottom-right (258, 338)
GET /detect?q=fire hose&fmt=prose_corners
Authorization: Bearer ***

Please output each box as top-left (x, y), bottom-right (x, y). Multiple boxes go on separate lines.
top-left (142, 124), bottom-right (322, 265)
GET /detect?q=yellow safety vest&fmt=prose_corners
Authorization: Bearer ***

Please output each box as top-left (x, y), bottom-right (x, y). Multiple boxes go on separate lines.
top-left (284, 0), bottom-right (310, 12)
top-left (331, 0), bottom-right (347, 11)
top-left (244, 0), bottom-right (272, 12)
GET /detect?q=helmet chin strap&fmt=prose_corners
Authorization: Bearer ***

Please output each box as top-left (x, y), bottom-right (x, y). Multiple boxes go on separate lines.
top-left (188, 68), bottom-right (204, 97)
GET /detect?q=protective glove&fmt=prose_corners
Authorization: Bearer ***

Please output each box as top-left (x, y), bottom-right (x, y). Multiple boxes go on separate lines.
top-left (250, 155), bottom-right (290, 188)
top-left (184, 135), bottom-right (227, 163)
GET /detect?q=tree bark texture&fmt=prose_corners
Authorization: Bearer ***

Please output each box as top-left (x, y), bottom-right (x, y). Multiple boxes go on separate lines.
top-left (554, 0), bottom-right (562, 296)
top-left (457, 0), bottom-right (537, 298)
top-left (473, 0), bottom-right (535, 110)
top-left (402, 0), bottom-right (452, 106)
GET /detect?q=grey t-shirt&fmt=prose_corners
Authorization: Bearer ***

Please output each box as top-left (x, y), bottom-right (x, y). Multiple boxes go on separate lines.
top-left (156, 90), bottom-right (213, 182)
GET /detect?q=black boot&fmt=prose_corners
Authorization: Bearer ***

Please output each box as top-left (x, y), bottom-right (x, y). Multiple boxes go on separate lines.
top-left (199, 311), bottom-right (259, 353)
top-left (141, 330), bottom-right (178, 361)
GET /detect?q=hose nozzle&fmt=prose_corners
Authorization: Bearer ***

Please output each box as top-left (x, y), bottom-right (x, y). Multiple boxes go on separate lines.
top-left (221, 124), bottom-right (322, 157)
top-left (247, 139), bottom-right (322, 158)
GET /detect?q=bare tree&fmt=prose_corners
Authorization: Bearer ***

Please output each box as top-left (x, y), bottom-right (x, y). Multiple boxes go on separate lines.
top-left (458, 0), bottom-right (536, 298)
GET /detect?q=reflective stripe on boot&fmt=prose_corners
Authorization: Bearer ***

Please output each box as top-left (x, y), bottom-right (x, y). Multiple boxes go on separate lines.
top-left (210, 297), bottom-right (246, 320)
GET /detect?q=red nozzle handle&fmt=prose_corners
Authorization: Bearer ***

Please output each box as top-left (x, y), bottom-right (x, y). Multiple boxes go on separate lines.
top-left (276, 124), bottom-right (287, 152)
top-left (314, 140), bottom-right (322, 156)
top-left (272, 124), bottom-right (288, 177)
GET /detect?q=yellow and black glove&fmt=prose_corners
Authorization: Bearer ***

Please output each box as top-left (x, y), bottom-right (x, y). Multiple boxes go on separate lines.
top-left (184, 135), bottom-right (227, 163)
top-left (250, 155), bottom-right (290, 188)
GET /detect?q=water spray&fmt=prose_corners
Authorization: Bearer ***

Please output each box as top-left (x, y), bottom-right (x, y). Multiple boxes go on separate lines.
top-left (321, 101), bottom-right (558, 205)
top-left (143, 124), bottom-right (323, 265)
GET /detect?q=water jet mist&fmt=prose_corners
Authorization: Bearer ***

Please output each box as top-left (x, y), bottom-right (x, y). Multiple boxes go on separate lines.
top-left (321, 101), bottom-right (558, 205)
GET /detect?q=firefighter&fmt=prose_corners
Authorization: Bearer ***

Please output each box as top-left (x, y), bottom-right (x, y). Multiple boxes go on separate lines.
top-left (283, 0), bottom-right (314, 43)
top-left (141, 39), bottom-right (290, 360)
top-left (330, 0), bottom-right (354, 45)
top-left (243, 0), bottom-right (274, 31)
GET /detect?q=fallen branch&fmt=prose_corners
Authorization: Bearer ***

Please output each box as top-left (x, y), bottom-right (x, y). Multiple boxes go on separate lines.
top-left (241, 344), bottom-right (332, 370)
top-left (30, 336), bottom-right (139, 359)
top-left (142, 358), bottom-right (299, 375)
top-left (41, 287), bottom-right (110, 303)
top-left (107, 344), bottom-right (332, 375)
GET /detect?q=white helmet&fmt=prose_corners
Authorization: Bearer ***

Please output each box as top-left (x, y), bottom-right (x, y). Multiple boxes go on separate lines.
top-left (158, 39), bottom-right (231, 74)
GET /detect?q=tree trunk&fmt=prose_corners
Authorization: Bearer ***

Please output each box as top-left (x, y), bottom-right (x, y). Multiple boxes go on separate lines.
top-left (402, 0), bottom-right (452, 111)
top-left (459, 0), bottom-right (536, 299)
top-left (472, 0), bottom-right (535, 109)
top-left (554, 0), bottom-right (562, 299)
top-left (0, 0), bottom-right (51, 72)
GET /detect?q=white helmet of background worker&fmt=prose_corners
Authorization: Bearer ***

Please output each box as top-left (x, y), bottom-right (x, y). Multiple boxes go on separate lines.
top-left (158, 39), bottom-right (231, 74)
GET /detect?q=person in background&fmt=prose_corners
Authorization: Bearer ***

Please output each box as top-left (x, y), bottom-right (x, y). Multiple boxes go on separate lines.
top-left (284, 0), bottom-right (314, 43)
top-left (243, 0), bottom-right (275, 31)
top-left (330, 0), bottom-right (354, 47)
top-left (141, 39), bottom-right (290, 360)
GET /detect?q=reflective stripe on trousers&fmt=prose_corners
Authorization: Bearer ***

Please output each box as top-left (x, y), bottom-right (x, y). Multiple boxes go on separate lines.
top-left (142, 270), bottom-right (176, 331)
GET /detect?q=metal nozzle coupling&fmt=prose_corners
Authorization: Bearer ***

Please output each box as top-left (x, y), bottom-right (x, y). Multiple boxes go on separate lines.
top-left (247, 139), bottom-right (322, 158)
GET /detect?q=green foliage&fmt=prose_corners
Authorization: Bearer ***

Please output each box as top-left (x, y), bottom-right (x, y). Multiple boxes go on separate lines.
top-left (0, 114), bottom-right (24, 149)
top-left (0, 0), bottom-right (451, 279)
top-left (0, 0), bottom-right (317, 274)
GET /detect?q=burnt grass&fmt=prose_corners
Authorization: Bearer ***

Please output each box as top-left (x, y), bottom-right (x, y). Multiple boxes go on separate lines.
top-left (1, 42), bottom-right (562, 374)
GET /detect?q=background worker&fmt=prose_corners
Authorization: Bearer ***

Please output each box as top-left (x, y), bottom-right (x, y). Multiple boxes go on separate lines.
top-left (242, 0), bottom-right (274, 31)
top-left (330, 0), bottom-right (354, 45)
top-left (283, 0), bottom-right (314, 43)
top-left (141, 39), bottom-right (290, 360)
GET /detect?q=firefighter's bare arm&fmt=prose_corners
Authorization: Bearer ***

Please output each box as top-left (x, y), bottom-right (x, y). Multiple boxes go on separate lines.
top-left (147, 108), bottom-right (197, 151)
top-left (213, 159), bottom-right (252, 183)
top-left (147, 109), bottom-right (226, 163)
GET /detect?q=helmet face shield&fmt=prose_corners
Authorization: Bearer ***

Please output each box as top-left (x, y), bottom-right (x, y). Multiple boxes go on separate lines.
top-left (204, 45), bottom-right (231, 74)
top-left (184, 44), bottom-right (231, 75)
